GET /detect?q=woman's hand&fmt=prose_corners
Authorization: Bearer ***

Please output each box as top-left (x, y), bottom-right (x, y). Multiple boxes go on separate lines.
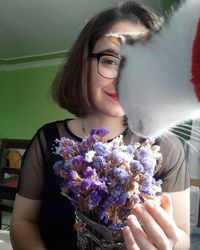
top-left (122, 193), bottom-right (182, 250)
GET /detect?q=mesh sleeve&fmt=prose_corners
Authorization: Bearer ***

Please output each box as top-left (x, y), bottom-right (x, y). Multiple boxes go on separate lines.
top-left (155, 132), bottom-right (190, 192)
top-left (17, 128), bottom-right (47, 200)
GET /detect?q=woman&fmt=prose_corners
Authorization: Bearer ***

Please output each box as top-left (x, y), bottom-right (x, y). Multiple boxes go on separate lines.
top-left (10, 1), bottom-right (190, 249)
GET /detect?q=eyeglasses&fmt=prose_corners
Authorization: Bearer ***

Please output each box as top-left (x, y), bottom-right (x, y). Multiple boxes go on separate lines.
top-left (90, 52), bottom-right (121, 79)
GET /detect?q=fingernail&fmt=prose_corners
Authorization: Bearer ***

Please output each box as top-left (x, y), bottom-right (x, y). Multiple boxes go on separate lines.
top-left (127, 214), bottom-right (137, 221)
top-left (145, 200), bottom-right (154, 208)
top-left (133, 204), bottom-right (143, 213)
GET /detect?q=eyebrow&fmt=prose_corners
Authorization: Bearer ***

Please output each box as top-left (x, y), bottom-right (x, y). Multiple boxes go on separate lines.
top-left (95, 48), bottom-right (120, 57)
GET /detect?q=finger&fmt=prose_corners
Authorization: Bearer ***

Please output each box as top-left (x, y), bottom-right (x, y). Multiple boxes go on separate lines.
top-left (126, 214), bottom-right (157, 250)
top-left (122, 226), bottom-right (140, 250)
top-left (133, 204), bottom-right (171, 250)
top-left (160, 193), bottom-right (173, 215)
top-left (144, 200), bottom-right (179, 243)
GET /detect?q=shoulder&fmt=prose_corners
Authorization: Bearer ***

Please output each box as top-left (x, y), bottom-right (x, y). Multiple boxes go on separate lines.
top-left (159, 131), bottom-right (184, 151)
top-left (35, 119), bottom-right (72, 137)
top-left (155, 131), bottom-right (189, 192)
top-left (159, 131), bottom-right (185, 160)
top-left (158, 130), bottom-right (186, 174)
top-left (30, 119), bottom-right (69, 147)
top-left (39, 119), bottom-right (68, 131)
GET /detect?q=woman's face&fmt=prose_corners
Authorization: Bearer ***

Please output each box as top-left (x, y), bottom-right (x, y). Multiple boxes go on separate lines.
top-left (89, 20), bottom-right (149, 118)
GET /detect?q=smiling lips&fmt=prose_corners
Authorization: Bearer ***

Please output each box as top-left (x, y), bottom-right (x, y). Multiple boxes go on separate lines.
top-left (106, 92), bottom-right (119, 102)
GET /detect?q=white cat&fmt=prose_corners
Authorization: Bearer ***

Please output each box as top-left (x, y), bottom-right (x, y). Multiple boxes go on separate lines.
top-left (118, 0), bottom-right (200, 138)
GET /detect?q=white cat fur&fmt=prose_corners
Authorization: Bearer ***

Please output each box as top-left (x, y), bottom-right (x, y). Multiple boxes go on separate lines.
top-left (119, 0), bottom-right (200, 137)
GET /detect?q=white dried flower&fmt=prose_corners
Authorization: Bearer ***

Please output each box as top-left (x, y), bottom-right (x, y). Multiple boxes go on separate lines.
top-left (85, 150), bottom-right (96, 162)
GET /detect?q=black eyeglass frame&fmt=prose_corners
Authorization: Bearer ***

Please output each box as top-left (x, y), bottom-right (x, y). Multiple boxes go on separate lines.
top-left (90, 52), bottom-right (121, 79)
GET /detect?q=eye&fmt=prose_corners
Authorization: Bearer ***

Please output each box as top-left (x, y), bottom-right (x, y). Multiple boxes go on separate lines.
top-left (100, 55), bottom-right (120, 67)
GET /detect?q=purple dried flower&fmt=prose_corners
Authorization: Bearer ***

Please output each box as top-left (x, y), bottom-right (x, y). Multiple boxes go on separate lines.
top-left (99, 198), bottom-right (113, 223)
top-left (130, 160), bottom-right (144, 173)
top-left (78, 135), bottom-right (99, 154)
top-left (93, 142), bottom-right (110, 157)
top-left (64, 160), bottom-right (72, 170)
top-left (63, 145), bottom-right (73, 154)
top-left (110, 185), bottom-right (123, 199)
top-left (72, 155), bottom-right (84, 164)
top-left (67, 170), bottom-right (82, 194)
top-left (55, 137), bottom-right (79, 159)
top-left (81, 178), bottom-right (92, 190)
top-left (90, 128), bottom-right (98, 135)
top-left (89, 178), bottom-right (108, 194)
top-left (110, 168), bottom-right (130, 184)
top-left (120, 209), bottom-right (130, 218)
top-left (109, 150), bottom-right (124, 165)
top-left (139, 148), bottom-right (149, 158)
top-left (130, 194), bottom-right (140, 203)
top-left (115, 192), bottom-right (128, 205)
top-left (90, 128), bottom-right (109, 136)
top-left (84, 166), bottom-right (97, 178)
top-left (109, 223), bottom-right (125, 231)
top-left (92, 155), bottom-right (106, 169)
top-left (53, 160), bottom-right (64, 173)
top-left (126, 145), bottom-right (136, 154)
top-left (140, 156), bottom-right (156, 174)
top-left (139, 174), bottom-right (153, 194)
top-left (102, 216), bottom-right (109, 225)
top-left (139, 186), bottom-right (151, 194)
top-left (88, 190), bottom-right (102, 209)
top-left (96, 128), bottom-right (109, 136)
top-left (68, 170), bottom-right (80, 180)
top-left (53, 128), bottom-right (163, 231)
top-left (67, 180), bottom-right (81, 195)
top-left (100, 176), bottom-right (108, 182)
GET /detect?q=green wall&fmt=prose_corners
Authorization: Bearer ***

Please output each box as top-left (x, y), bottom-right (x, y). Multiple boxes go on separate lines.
top-left (0, 63), bottom-right (72, 139)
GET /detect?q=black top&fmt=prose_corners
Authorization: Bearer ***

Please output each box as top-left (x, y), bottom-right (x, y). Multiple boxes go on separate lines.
top-left (18, 119), bottom-right (190, 250)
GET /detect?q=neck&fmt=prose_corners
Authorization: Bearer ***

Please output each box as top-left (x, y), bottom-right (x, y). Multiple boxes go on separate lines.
top-left (81, 114), bottom-right (126, 140)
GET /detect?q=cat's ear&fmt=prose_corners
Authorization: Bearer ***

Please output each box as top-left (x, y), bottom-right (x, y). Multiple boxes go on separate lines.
top-left (108, 36), bottom-right (122, 47)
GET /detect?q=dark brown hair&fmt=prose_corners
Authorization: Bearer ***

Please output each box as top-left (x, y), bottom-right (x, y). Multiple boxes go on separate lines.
top-left (51, 1), bottom-right (162, 117)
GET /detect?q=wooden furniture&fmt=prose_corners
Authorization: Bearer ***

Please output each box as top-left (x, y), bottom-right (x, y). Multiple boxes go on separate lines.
top-left (0, 139), bottom-right (30, 229)
top-left (191, 178), bottom-right (200, 187)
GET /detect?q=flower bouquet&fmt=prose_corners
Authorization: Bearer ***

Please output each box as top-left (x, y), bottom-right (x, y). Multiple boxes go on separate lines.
top-left (53, 128), bottom-right (163, 250)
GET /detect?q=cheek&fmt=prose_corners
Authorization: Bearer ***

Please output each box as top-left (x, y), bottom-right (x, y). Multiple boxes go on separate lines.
top-left (90, 66), bottom-right (109, 89)
top-left (89, 60), bottom-right (116, 96)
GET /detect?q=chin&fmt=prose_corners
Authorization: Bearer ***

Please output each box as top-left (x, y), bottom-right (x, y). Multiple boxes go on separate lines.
top-left (111, 109), bottom-right (125, 118)
top-left (104, 105), bottom-right (124, 118)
